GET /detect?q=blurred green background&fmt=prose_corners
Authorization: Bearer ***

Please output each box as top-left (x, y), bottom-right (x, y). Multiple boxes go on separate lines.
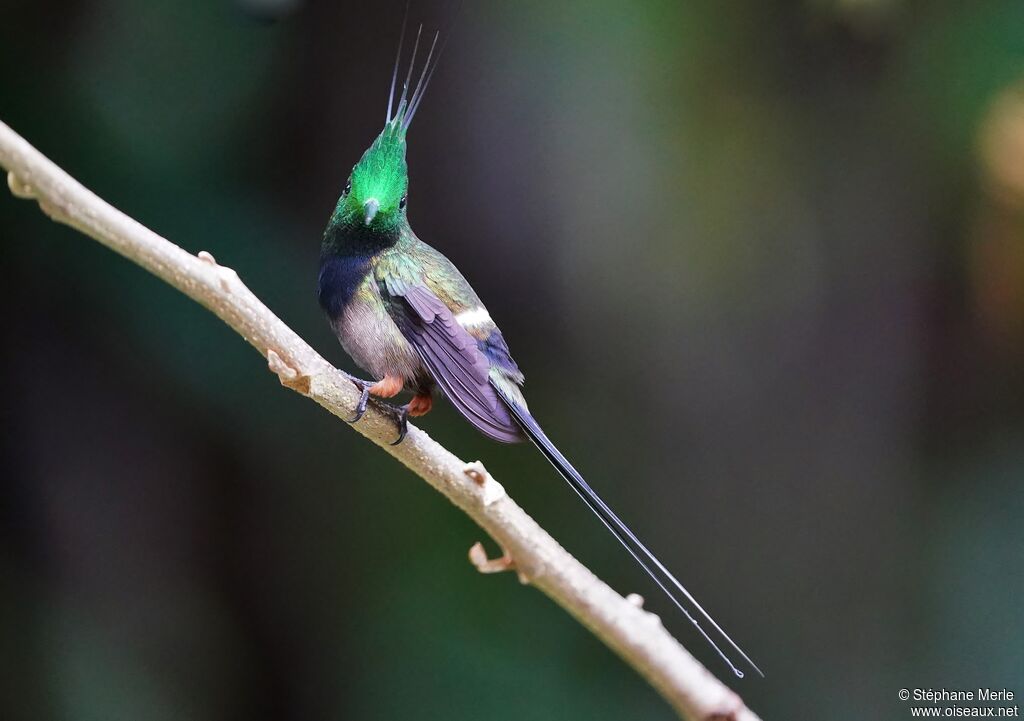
top-left (2, 0), bottom-right (1024, 719)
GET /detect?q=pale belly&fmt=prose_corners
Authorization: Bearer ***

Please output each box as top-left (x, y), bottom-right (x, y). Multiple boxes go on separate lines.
top-left (333, 290), bottom-right (424, 385)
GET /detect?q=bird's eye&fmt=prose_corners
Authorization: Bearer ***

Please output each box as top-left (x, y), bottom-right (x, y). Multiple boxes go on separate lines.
top-left (343, 181), bottom-right (352, 196)
top-left (399, 195), bottom-right (407, 210)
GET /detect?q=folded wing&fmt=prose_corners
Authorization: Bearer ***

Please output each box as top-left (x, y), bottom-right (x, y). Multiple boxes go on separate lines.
top-left (387, 282), bottom-right (524, 443)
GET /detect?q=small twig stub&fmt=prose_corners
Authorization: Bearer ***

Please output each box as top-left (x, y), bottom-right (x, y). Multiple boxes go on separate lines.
top-left (468, 541), bottom-right (515, 574)
top-left (266, 349), bottom-right (311, 395)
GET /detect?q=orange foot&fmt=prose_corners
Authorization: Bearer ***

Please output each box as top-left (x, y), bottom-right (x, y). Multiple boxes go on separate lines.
top-left (368, 374), bottom-right (404, 398)
top-left (407, 393), bottom-right (433, 417)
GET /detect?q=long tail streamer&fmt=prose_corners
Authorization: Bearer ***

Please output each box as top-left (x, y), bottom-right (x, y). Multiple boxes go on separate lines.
top-left (495, 387), bottom-right (763, 679)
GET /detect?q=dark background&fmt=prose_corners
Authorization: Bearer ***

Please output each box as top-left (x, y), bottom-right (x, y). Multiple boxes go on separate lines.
top-left (2, 1), bottom-right (1023, 719)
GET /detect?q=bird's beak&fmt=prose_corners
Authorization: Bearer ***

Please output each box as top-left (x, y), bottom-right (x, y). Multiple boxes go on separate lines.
top-left (363, 198), bottom-right (380, 226)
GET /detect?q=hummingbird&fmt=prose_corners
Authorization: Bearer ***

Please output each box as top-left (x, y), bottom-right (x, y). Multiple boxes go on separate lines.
top-left (317, 21), bottom-right (761, 679)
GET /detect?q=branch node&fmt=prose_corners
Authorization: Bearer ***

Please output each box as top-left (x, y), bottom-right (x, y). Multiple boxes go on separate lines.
top-left (626, 593), bottom-right (665, 626)
top-left (9, 168), bottom-right (68, 222)
top-left (195, 252), bottom-right (239, 291)
top-left (6, 170), bottom-right (33, 198)
top-left (267, 349), bottom-right (311, 394)
top-left (464, 463), bottom-right (486, 485)
top-left (463, 461), bottom-right (505, 506)
top-left (217, 266), bottom-right (239, 292)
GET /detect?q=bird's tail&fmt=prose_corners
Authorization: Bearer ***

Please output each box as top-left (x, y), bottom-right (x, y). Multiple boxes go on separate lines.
top-left (493, 386), bottom-right (762, 679)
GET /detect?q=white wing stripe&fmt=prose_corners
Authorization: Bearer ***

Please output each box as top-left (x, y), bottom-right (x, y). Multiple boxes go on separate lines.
top-left (455, 306), bottom-right (492, 329)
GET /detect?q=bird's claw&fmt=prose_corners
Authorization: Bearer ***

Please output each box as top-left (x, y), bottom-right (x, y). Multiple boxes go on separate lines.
top-left (346, 380), bottom-right (372, 423)
top-left (390, 405), bottom-right (410, 446)
top-left (345, 377), bottom-right (409, 444)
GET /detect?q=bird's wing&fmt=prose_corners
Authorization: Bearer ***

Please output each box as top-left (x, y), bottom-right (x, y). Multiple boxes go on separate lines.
top-left (377, 256), bottom-right (524, 443)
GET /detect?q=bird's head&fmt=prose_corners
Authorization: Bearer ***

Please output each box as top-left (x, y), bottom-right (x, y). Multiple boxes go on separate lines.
top-left (333, 123), bottom-right (409, 233)
top-left (328, 24), bottom-right (440, 235)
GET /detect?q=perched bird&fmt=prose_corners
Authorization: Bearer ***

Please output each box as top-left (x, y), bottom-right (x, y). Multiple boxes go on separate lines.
top-left (317, 23), bottom-right (761, 679)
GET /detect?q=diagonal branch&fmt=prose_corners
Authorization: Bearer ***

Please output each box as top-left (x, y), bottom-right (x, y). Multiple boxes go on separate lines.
top-left (0, 120), bottom-right (761, 721)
